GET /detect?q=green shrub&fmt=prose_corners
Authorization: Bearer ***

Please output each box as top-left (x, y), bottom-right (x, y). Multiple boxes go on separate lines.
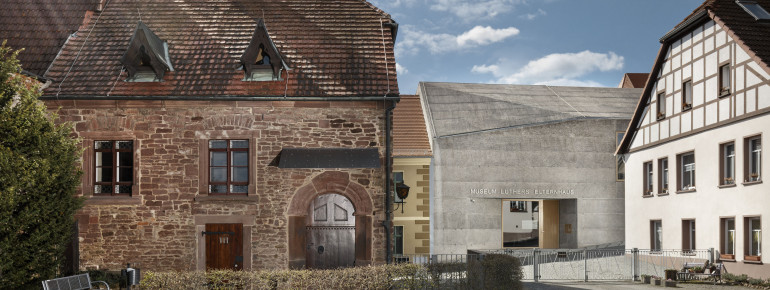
top-left (0, 41), bottom-right (83, 289)
top-left (467, 254), bottom-right (523, 290)
top-left (137, 260), bottom-right (523, 290)
top-left (748, 278), bottom-right (764, 286)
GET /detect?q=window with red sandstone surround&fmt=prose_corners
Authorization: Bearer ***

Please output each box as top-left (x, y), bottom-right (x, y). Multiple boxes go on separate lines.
top-left (94, 140), bottom-right (134, 196)
top-left (208, 140), bottom-right (249, 195)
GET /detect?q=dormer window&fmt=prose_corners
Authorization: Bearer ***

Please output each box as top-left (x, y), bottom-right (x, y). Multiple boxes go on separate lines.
top-left (240, 18), bottom-right (289, 81)
top-left (737, 0), bottom-right (770, 22)
top-left (120, 21), bottom-right (173, 82)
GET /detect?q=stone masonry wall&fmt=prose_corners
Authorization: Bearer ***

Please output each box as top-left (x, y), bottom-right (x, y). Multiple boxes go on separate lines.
top-left (47, 99), bottom-right (388, 271)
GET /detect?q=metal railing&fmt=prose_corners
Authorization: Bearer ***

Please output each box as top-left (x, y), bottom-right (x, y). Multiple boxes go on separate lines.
top-left (394, 248), bottom-right (715, 282)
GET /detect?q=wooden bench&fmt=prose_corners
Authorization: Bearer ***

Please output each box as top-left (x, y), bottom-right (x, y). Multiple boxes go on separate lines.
top-left (42, 273), bottom-right (110, 290)
top-left (677, 262), bottom-right (723, 284)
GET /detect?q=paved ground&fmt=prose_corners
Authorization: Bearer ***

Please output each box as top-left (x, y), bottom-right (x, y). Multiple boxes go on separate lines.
top-left (523, 281), bottom-right (749, 290)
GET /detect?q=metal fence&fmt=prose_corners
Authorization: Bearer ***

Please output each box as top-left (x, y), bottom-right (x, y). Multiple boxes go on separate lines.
top-left (394, 248), bottom-right (714, 282)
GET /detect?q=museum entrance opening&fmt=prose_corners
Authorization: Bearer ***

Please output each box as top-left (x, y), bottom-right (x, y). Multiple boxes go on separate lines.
top-left (502, 199), bottom-right (559, 248)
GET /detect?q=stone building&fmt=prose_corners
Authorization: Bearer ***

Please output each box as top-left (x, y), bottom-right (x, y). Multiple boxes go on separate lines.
top-left (392, 95), bottom-right (432, 258)
top-left (418, 82), bottom-right (641, 254)
top-left (1, 0), bottom-right (399, 271)
top-left (618, 0), bottom-right (770, 278)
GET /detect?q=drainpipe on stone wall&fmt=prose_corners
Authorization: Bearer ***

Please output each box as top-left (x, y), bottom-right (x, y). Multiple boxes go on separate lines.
top-left (384, 99), bottom-right (396, 264)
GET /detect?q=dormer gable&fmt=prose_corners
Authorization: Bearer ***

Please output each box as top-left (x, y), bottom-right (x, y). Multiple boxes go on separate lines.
top-left (120, 21), bottom-right (173, 82)
top-left (240, 18), bottom-right (288, 81)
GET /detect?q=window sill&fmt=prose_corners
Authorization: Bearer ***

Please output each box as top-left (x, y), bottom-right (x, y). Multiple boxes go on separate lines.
top-left (682, 106), bottom-right (693, 112)
top-left (642, 194), bottom-right (654, 198)
top-left (744, 255), bottom-right (762, 263)
top-left (85, 196), bottom-right (142, 205)
top-left (656, 115), bottom-right (666, 121)
top-left (718, 184), bottom-right (737, 188)
top-left (676, 189), bottom-right (697, 194)
top-left (657, 192), bottom-right (669, 196)
top-left (719, 92), bottom-right (731, 98)
top-left (742, 180), bottom-right (763, 186)
top-left (195, 195), bottom-right (259, 202)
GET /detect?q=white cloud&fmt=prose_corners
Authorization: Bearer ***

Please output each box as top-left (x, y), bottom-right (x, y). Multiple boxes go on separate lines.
top-left (396, 25), bottom-right (519, 56)
top-left (472, 51), bottom-right (624, 86)
top-left (430, 0), bottom-right (526, 19)
top-left (456, 26), bottom-right (520, 46)
top-left (521, 9), bottom-right (547, 20)
top-left (396, 63), bottom-right (408, 75)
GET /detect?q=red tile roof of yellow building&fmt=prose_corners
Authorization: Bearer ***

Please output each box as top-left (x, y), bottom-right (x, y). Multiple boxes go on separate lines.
top-left (393, 95), bottom-right (432, 157)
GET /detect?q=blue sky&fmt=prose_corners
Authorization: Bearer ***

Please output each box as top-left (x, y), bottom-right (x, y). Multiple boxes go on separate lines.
top-left (369, 0), bottom-right (705, 94)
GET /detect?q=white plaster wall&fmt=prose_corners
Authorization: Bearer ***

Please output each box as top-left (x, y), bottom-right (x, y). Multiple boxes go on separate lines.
top-left (625, 113), bottom-right (770, 263)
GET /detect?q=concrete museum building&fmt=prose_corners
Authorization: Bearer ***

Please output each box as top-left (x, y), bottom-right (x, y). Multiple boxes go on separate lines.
top-left (1, 0), bottom-right (401, 271)
top-left (617, 0), bottom-right (770, 278)
top-left (418, 82), bottom-right (641, 254)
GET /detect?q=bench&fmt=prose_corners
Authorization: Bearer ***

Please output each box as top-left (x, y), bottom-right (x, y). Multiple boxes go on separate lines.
top-left (42, 273), bottom-right (110, 290)
top-left (677, 261), bottom-right (723, 284)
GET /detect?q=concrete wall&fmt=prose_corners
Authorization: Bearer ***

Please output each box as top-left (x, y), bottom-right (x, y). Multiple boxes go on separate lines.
top-left (431, 118), bottom-right (628, 254)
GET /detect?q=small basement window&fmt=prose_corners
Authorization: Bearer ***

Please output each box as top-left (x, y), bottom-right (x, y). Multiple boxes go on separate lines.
top-left (737, 0), bottom-right (770, 22)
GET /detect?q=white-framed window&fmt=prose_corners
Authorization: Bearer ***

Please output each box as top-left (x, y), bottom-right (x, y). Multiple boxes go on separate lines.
top-left (722, 218), bottom-right (735, 256)
top-left (746, 136), bottom-right (762, 182)
top-left (683, 80), bottom-right (693, 111)
top-left (658, 158), bottom-right (669, 193)
top-left (722, 142), bottom-right (735, 185)
top-left (643, 161), bottom-right (653, 195)
top-left (679, 152), bottom-right (695, 191)
top-left (657, 93), bottom-right (666, 120)
top-left (683, 220), bottom-right (695, 252)
top-left (393, 171), bottom-right (405, 203)
top-left (616, 132), bottom-right (625, 181)
top-left (651, 220), bottom-right (662, 251)
top-left (747, 217), bottom-right (762, 257)
top-left (394, 225), bottom-right (404, 255)
top-left (719, 64), bottom-right (731, 96)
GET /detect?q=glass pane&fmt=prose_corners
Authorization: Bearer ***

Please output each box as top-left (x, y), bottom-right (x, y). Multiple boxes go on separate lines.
top-left (117, 185), bottom-right (132, 194)
top-left (232, 167), bottom-right (248, 182)
top-left (95, 151), bottom-right (113, 167)
top-left (230, 185), bottom-right (248, 193)
top-left (118, 152), bottom-right (133, 167)
top-left (95, 168), bottom-right (113, 182)
top-left (232, 151), bottom-right (248, 166)
top-left (95, 141), bottom-right (113, 149)
top-left (209, 185), bottom-right (227, 194)
top-left (117, 141), bottom-right (133, 149)
top-left (210, 152), bottom-right (227, 166)
top-left (209, 140), bottom-right (227, 149)
top-left (231, 140), bottom-right (249, 148)
top-left (94, 185), bottom-right (112, 194)
top-left (502, 200), bottom-right (539, 247)
top-left (210, 167), bottom-right (226, 182)
top-left (118, 167), bottom-right (132, 182)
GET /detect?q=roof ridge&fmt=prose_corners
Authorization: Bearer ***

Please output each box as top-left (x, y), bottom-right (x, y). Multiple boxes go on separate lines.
top-left (357, 0), bottom-right (393, 20)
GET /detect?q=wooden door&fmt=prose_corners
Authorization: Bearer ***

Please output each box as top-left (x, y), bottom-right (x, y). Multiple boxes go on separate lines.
top-left (306, 194), bottom-right (356, 269)
top-left (205, 223), bottom-right (243, 270)
top-left (541, 200), bottom-right (560, 249)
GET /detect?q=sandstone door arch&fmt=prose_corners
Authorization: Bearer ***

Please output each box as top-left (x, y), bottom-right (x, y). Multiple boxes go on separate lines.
top-left (287, 171), bottom-right (374, 269)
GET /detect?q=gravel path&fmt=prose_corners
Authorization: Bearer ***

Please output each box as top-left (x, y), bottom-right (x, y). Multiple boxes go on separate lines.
top-left (523, 281), bottom-right (750, 290)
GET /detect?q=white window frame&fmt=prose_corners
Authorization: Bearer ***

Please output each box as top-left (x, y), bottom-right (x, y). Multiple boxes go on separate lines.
top-left (724, 218), bottom-right (735, 255)
top-left (749, 217), bottom-right (762, 257)
top-left (680, 152), bottom-right (695, 190)
top-left (749, 137), bottom-right (762, 182)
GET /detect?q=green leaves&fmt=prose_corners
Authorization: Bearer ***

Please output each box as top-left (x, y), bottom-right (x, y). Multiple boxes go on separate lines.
top-left (0, 41), bottom-right (83, 288)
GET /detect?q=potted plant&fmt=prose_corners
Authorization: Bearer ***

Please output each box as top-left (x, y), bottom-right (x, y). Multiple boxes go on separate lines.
top-left (750, 172), bottom-right (759, 181)
top-left (724, 177), bottom-right (734, 184)
top-left (720, 253), bottom-right (735, 260)
top-left (692, 266), bottom-right (704, 273)
top-left (744, 255), bottom-right (761, 262)
top-left (664, 269), bottom-right (678, 281)
top-left (641, 274), bottom-right (651, 284)
top-left (665, 279), bottom-right (677, 287)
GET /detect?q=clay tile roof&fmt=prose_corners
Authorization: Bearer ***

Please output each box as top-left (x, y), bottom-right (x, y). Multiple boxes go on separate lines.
top-left (3, 0), bottom-right (398, 98)
top-left (0, 0), bottom-right (96, 78)
top-left (393, 95), bottom-right (432, 157)
top-left (619, 73), bottom-right (649, 88)
top-left (673, 0), bottom-right (770, 73)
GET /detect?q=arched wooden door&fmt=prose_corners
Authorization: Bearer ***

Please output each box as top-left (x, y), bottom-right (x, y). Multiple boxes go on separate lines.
top-left (306, 193), bottom-right (355, 269)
